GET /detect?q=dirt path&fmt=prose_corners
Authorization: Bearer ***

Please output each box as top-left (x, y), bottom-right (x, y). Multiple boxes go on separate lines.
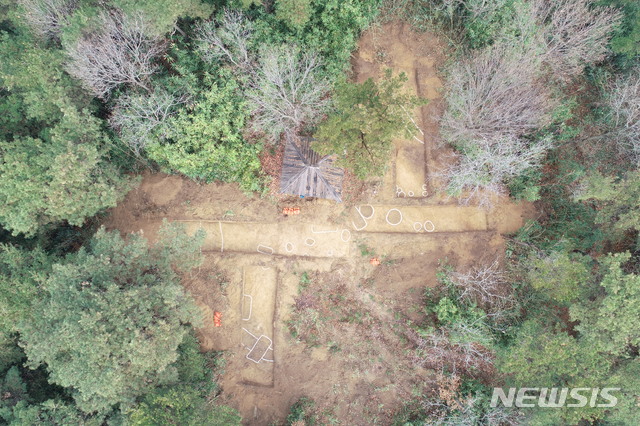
top-left (240, 266), bottom-right (276, 386)
top-left (352, 21), bottom-right (449, 200)
top-left (104, 22), bottom-right (537, 426)
top-left (177, 220), bottom-right (352, 258)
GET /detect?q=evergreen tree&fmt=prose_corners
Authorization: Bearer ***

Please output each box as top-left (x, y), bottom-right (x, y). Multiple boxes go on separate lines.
top-left (0, 26), bottom-right (134, 236)
top-left (18, 223), bottom-right (205, 413)
top-left (0, 244), bottom-right (50, 334)
top-left (313, 70), bottom-right (425, 179)
top-left (128, 386), bottom-right (241, 426)
top-left (571, 252), bottom-right (640, 357)
top-left (577, 170), bottom-right (640, 240)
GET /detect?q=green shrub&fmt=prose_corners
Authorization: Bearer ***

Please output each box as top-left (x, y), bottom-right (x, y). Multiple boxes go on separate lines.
top-left (286, 397), bottom-right (317, 425)
top-left (145, 72), bottom-right (264, 192)
top-left (601, 0), bottom-right (640, 64)
top-left (462, 0), bottom-right (519, 48)
top-left (175, 333), bottom-right (213, 392)
top-left (249, 0), bottom-right (381, 81)
top-left (275, 0), bottom-right (312, 30)
top-left (526, 251), bottom-right (592, 303)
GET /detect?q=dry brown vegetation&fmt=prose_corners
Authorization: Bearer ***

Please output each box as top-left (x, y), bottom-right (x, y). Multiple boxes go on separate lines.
top-left (607, 69), bottom-right (640, 165)
top-left (438, 0), bottom-right (622, 204)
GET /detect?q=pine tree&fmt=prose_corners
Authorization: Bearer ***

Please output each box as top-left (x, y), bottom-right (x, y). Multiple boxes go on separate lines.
top-left (313, 70), bottom-right (425, 179)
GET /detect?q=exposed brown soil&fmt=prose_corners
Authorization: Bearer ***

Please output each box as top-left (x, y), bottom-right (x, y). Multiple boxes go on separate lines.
top-left (352, 21), bottom-right (452, 201)
top-left (259, 141), bottom-right (286, 200)
top-left (103, 22), bottom-right (538, 425)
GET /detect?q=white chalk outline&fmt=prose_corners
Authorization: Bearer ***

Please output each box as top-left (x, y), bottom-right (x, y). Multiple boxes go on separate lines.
top-left (257, 244), bottom-right (274, 255)
top-left (424, 220), bottom-right (435, 232)
top-left (357, 205), bottom-right (375, 220)
top-left (402, 105), bottom-right (425, 144)
top-left (352, 205), bottom-right (375, 230)
top-left (386, 209), bottom-right (403, 226)
top-left (219, 221), bottom-right (224, 253)
top-left (352, 220), bottom-right (368, 231)
top-left (241, 295), bottom-right (253, 321)
top-left (242, 328), bottom-right (274, 364)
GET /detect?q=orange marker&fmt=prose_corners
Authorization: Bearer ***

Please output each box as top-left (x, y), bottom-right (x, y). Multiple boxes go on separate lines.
top-left (283, 207), bottom-right (301, 215)
top-left (213, 311), bottom-right (222, 327)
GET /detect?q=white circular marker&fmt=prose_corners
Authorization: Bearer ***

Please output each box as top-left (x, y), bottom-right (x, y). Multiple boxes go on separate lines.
top-left (386, 209), bottom-right (403, 226)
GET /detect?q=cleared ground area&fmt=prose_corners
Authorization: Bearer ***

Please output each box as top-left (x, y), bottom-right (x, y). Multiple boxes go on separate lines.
top-left (105, 22), bottom-right (537, 425)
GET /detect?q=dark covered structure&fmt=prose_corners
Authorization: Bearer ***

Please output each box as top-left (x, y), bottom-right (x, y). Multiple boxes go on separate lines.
top-left (279, 136), bottom-right (344, 202)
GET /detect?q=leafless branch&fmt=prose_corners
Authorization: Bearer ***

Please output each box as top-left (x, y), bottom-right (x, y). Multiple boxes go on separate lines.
top-left (246, 45), bottom-right (331, 144)
top-left (449, 260), bottom-right (518, 324)
top-left (194, 8), bottom-right (253, 70)
top-left (532, 0), bottom-right (622, 79)
top-left (606, 69), bottom-right (640, 166)
top-left (18, 0), bottom-right (78, 41)
top-left (410, 321), bottom-right (495, 378)
top-left (439, 0), bottom-right (619, 205)
top-left (65, 11), bottom-right (165, 99)
top-left (441, 43), bottom-right (554, 145)
top-left (109, 89), bottom-right (190, 155)
top-left (436, 135), bottom-right (552, 207)
top-left (422, 395), bottom-right (521, 425)
top-left (419, 370), bottom-right (521, 425)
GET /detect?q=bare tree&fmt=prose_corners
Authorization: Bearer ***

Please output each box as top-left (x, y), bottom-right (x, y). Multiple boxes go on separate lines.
top-left (65, 11), bottom-right (165, 99)
top-left (109, 89), bottom-right (190, 156)
top-left (439, 0), bottom-right (619, 205)
top-left (607, 69), bottom-right (640, 165)
top-left (438, 18), bottom-right (556, 206)
top-left (448, 260), bottom-right (518, 324)
top-left (411, 321), bottom-right (495, 377)
top-left (195, 10), bottom-right (331, 144)
top-left (18, 0), bottom-right (78, 40)
top-left (441, 0), bottom-right (621, 142)
top-left (533, 0), bottom-right (622, 79)
top-left (441, 43), bottom-right (555, 145)
top-left (246, 45), bottom-right (331, 143)
top-left (437, 135), bottom-right (553, 206)
top-left (194, 8), bottom-right (253, 70)
top-left (421, 394), bottom-right (521, 425)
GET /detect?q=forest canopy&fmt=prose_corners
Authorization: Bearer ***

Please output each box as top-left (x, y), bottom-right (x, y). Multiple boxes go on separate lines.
top-left (0, 0), bottom-right (638, 423)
